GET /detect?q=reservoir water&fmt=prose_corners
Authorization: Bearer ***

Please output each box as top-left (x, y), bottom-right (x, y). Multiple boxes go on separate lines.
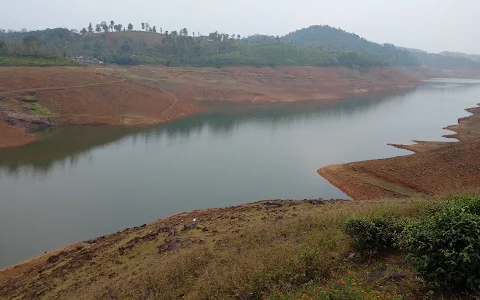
top-left (1, 78), bottom-right (479, 268)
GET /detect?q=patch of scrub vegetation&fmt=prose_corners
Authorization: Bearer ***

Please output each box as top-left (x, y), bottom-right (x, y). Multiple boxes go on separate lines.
top-left (22, 95), bottom-right (37, 102)
top-left (26, 102), bottom-right (53, 117)
top-left (110, 194), bottom-right (480, 299)
top-left (0, 56), bottom-right (82, 67)
top-left (356, 174), bottom-right (418, 197)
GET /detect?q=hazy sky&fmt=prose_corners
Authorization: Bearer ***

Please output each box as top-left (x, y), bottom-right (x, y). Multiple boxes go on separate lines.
top-left (1, 0), bottom-right (478, 54)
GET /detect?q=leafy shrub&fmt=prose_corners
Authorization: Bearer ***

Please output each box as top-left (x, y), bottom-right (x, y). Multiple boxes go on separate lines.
top-left (343, 217), bottom-right (403, 253)
top-left (447, 194), bottom-right (480, 215)
top-left (402, 206), bottom-right (480, 290)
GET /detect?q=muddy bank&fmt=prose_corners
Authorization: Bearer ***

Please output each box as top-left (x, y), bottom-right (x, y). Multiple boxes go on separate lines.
top-left (318, 105), bottom-right (480, 199)
top-left (0, 122), bottom-right (36, 148)
top-left (0, 67), bottom-right (202, 148)
top-left (0, 66), bottom-right (420, 149)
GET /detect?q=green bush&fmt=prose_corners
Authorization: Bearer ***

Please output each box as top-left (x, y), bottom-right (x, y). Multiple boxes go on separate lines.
top-left (447, 194), bottom-right (480, 215)
top-left (342, 216), bottom-right (403, 253)
top-left (402, 206), bottom-right (480, 290)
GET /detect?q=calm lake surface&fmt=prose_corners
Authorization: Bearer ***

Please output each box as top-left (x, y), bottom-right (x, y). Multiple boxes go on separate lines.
top-left (1, 78), bottom-right (480, 268)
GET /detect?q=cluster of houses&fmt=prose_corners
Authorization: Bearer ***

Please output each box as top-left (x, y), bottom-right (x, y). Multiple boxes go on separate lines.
top-left (75, 56), bottom-right (104, 64)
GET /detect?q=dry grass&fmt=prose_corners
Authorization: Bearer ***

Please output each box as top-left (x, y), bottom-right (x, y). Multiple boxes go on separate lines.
top-left (110, 198), bottom-right (430, 299)
top-left (2, 196), bottom-right (479, 300)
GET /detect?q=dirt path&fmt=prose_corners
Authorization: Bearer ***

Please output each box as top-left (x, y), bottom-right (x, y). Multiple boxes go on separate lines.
top-left (0, 79), bottom-right (126, 95)
top-left (160, 90), bottom-right (179, 118)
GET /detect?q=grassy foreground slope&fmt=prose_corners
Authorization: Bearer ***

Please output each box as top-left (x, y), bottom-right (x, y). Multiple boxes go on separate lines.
top-left (1, 195), bottom-right (479, 300)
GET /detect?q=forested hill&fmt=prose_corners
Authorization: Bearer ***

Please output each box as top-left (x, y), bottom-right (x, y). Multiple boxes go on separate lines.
top-left (439, 51), bottom-right (480, 63)
top-left (0, 27), bottom-right (386, 67)
top-left (280, 25), bottom-right (420, 67)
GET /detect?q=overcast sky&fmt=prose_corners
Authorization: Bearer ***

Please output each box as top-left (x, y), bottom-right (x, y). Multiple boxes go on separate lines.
top-left (1, 0), bottom-right (478, 54)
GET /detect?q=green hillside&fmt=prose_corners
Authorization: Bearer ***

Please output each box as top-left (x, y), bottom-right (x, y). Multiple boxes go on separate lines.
top-left (280, 25), bottom-right (420, 67)
top-left (0, 28), bottom-right (386, 67)
top-left (440, 51), bottom-right (480, 63)
top-left (412, 51), bottom-right (480, 69)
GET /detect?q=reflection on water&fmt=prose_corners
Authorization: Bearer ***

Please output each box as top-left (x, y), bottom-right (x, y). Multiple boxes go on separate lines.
top-left (1, 79), bottom-right (480, 268)
top-left (0, 91), bottom-right (408, 176)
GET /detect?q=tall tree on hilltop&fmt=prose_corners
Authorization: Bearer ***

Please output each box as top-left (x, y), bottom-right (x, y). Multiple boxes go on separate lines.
top-left (101, 21), bottom-right (109, 33)
top-left (0, 40), bottom-right (6, 54)
top-left (95, 24), bottom-right (101, 33)
top-left (110, 21), bottom-right (115, 32)
top-left (128, 23), bottom-right (133, 31)
top-left (88, 22), bottom-right (93, 33)
top-left (80, 28), bottom-right (87, 35)
top-left (141, 23), bottom-right (145, 30)
top-left (180, 28), bottom-right (188, 36)
top-left (153, 26), bottom-right (156, 33)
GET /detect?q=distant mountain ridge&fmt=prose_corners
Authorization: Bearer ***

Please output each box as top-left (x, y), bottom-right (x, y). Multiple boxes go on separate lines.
top-left (0, 27), bottom-right (386, 67)
top-left (1, 24), bottom-right (479, 70)
top-left (245, 26), bottom-right (479, 71)
top-left (398, 47), bottom-right (480, 69)
top-left (279, 25), bottom-right (420, 67)
top-left (439, 51), bottom-right (480, 63)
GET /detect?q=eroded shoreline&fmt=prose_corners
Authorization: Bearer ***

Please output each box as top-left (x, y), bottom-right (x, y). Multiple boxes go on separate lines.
top-left (0, 65), bottom-right (421, 148)
top-left (318, 104), bottom-right (480, 199)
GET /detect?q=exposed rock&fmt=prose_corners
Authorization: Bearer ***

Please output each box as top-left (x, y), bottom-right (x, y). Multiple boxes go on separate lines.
top-left (389, 272), bottom-right (407, 280)
top-left (306, 199), bottom-right (325, 205)
top-left (259, 201), bottom-right (284, 209)
top-left (46, 255), bottom-right (60, 264)
top-left (367, 271), bottom-right (387, 278)
top-left (157, 241), bottom-right (178, 253)
top-left (183, 219), bottom-right (198, 231)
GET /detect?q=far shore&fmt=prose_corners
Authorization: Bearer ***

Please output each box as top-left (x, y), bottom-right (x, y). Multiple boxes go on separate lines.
top-left (318, 104), bottom-right (480, 199)
top-left (0, 65), bottom-right (421, 148)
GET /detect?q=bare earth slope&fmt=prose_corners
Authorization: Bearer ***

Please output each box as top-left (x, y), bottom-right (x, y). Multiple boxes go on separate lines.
top-left (99, 65), bottom-right (420, 103)
top-left (318, 105), bottom-right (480, 199)
top-left (0, 65), bottom-right (420, 149)
top-left (0, 66), bottom-right (202, 148)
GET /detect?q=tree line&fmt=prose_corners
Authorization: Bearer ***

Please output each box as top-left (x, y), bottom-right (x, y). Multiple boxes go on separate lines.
top-left (0, 36), bottom-right (80, 66)
top-left (78, 21), bottom-right (161, 35)
top-left (0, 26), bottom-right (387, 68)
